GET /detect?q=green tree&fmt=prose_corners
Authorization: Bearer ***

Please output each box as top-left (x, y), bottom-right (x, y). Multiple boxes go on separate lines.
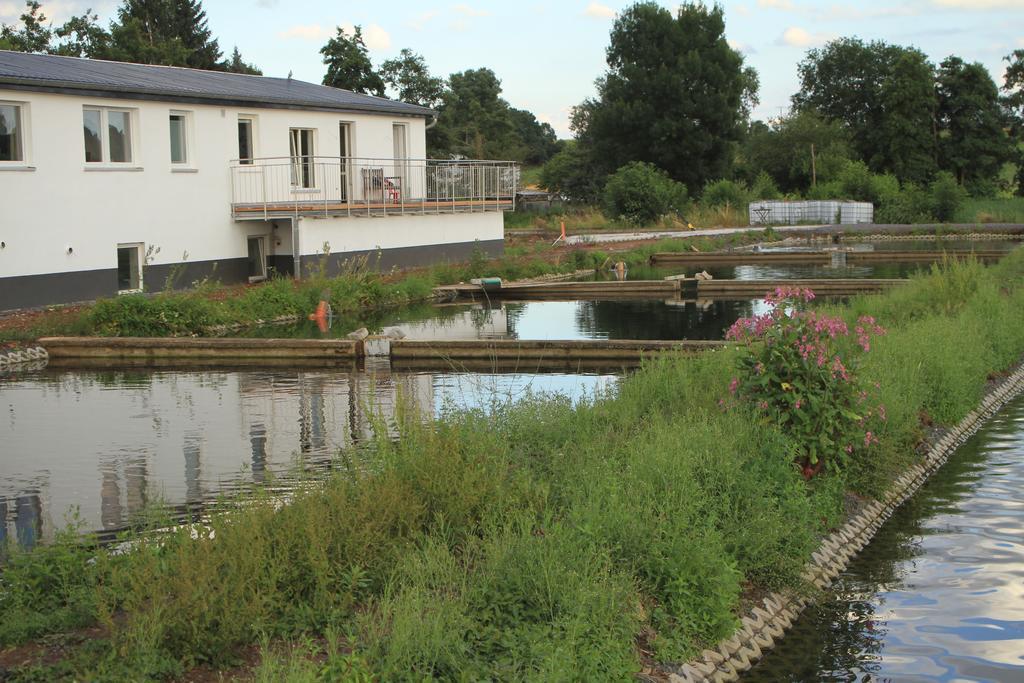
top-left (540, 140), bottom-right (603, 203)
top-left (739, 111), bottom-right (853, 192)
top-left (52, 10), bottom-right (112, 58)
top-left (0, 1), bottom-right (53, 53)
top-left (433, 68), bottom-right (515, 159)
top-left (107, 0), bottom-right (222, 69)
top-left (936, 56), bottom-right (1013, 194)
top-left (878, 51), bottom-right (937, 183)
top-left (224, 46), bottom-right (261, 75)
top-left (579, 2), bottom-right (752, 194)
top-left (794, 39), bottom-right (937, 182)
top-left (1002, 49), bottom-right (1024, 195)
top-left (320, 25), bottom-right (385, 96)
top-left (380, 48), bottom-right (445, 108)
top-left (507, 108), bottom-right (559, 164)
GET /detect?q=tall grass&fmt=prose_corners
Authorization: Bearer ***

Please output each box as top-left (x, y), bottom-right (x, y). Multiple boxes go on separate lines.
top-left (4, 252), bottom-right (1024, 679)
top-left (954, 196), bottom-right (1024, 224)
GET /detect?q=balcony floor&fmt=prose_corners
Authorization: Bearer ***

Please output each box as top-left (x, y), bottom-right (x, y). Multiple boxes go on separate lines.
top-left (232, 198), bottom-right (513, 220)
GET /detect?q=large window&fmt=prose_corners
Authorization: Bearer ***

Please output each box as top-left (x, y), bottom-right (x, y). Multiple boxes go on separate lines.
top-left (83, 107), bottom-right (134, 164)
top-left (0, 103), bottom-right (24, 162)
top-left (169, 111), bottom-right (190, 165)
top-left (238, 116), bottom-right (255, 164)
top-left (289, 128), bottom-right (315, 188)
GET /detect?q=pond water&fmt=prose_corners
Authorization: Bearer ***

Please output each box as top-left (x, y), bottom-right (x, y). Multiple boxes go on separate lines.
top-left (0, 367), bottom-right (617, 545)
top-left (745, 393), bottom-right (1024, 682)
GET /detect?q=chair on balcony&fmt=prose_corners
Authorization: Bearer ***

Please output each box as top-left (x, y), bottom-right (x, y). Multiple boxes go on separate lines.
top-left (384, 176), bottom-right (402, 204)
top-left (361, 167), bottom-right (385, 204)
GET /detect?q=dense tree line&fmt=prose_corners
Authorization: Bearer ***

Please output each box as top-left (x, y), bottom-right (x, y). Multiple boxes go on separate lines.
top-left (319, 27), bottom-right (558, 163)
top-left (542, 1), bottom-right (1022, 219)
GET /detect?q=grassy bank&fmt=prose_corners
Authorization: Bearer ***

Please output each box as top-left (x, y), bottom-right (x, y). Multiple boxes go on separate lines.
top-left (504, 204), bottom-right (749, 233)
top-left (3, 252), bottom-right (1024, 680)
top-left (954, 196), bottom-right (1024, 224)
top-left (1, 230), bottom-right (775, 342)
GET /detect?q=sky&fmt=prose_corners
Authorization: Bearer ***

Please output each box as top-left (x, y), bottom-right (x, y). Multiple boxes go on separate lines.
top-left (2, 0), bottom-right (1022, 137)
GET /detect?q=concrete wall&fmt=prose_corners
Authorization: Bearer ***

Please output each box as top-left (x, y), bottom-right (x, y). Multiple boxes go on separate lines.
top-left (0, 89), bottom-right (504, 309)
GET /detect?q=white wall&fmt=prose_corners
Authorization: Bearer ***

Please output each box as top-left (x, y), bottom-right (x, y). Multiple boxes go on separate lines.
top-left (0, 88), bottom-right (460, 280)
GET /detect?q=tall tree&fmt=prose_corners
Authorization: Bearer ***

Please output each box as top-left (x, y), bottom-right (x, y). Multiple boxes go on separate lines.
top-left (936, 56), bottom-right (1013, 193)
top-left (1003, 49), bottom-right (1024, 195)
top-left (877, 51), bottom-right (937, 183)
top-left (320, 25), bottom-right (385, 96)
top-left (107, 0), bottom-right (221, 69)
top-left (433, 68), bottom-right (514, 159)
top-left (224, 46), bottom-right (261, 75)
top-left (578, 2), bottom-right (752, 193)
top-left (794, 38), bottom-right (936, 181)
top-left (52, 10), bottom-right (111, 58)
top-left (380, 48), bottom-right (445, 108)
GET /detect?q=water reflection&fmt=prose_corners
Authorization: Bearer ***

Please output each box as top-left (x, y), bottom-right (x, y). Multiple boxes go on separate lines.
top-left (1, 367), bottom-right (615, 541)
top-left (745, 396), bottom-right (1024, 682)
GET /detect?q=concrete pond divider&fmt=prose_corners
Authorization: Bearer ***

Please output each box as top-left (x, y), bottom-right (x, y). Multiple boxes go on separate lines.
top-left (36, 336), bottom-right (729, 370)
top-left (649, 249), bottom-right (1009, 267)
top-left (660, 363), bottom-right (1024, 682)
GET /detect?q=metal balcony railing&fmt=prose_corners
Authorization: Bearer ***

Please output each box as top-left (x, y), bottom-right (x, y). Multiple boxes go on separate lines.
top-left (229, 156), bottom-right (518, 220)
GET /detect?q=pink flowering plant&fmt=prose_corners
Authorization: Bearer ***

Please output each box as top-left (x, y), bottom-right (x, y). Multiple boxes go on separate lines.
top-left (724, 287), bottom-right (887, 478)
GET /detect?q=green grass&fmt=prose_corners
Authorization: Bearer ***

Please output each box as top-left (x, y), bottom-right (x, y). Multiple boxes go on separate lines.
top-left (954, 196), bottom-right (1024, 224)
top-left (519, 165), bottom-right (544, 189)
top-left (4, 252), bottom-right (1024, 680)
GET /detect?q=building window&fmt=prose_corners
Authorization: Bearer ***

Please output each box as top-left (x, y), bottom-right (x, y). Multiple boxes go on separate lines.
top-left (169, 111), bottom-right (190, 165)
top-left (238, 117), bottom-right (255, 164)
top-left (0, 103), bottom-right (24, 162)
top-left (84, 107), bottom-right (134, 164)
top-left (289, 128), bottom-right (315, 188)
top-left (117, 244), bottom-right (143, 292)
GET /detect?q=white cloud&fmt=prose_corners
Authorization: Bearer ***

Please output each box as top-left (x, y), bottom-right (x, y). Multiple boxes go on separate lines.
top-left (452, 3), bottom-right (490, 16)
top-left (361, 23), bottom-right (392, 50)
top-left (448, 19), bottom-right (470, 32)
top-left (734, 4), bottom-right (752, 16)
top-left (757, 0), bottom-right (796, 9)
top-left (778, 26), bottom-right (836, 48)
top-left (280, 22), bottom-right (390, 50)
top-left (933, 0), bottom-right (1024, 8)
top-left (584, 2), bottom-right (617, 18)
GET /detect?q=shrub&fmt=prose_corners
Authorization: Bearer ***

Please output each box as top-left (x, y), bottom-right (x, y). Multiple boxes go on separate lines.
top-left (701, 178), bottom-right (749, 209)
top-left (876, 182), bottom-right (932, 223)
top-left (930, 171), bottom-right (967, 222)
top-left (750, 171), bottom-right (782, 200)
top-left (601, 162), bottom-right (688, 225)
top-left (835, 161), bottom-right (899, 205)
top-left (725, 287), bottom-right (887, 477)
top-left (540, 141), bottom-right (604, 204)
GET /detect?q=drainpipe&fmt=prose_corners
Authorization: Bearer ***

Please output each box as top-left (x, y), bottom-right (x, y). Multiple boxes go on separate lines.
top-left (425, 114), bottom-right (438, 130)
top-left (290, 216), bottom-right (301, 279)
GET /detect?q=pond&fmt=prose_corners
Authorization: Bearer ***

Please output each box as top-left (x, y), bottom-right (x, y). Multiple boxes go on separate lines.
top-left (745, 393), bottom-right (1024, 682)
top-left (0, 367), bottom-right (617, 545)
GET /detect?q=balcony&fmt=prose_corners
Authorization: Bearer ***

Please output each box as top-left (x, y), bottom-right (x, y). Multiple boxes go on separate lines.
top-left (230, 156), bottom-right (518, 220)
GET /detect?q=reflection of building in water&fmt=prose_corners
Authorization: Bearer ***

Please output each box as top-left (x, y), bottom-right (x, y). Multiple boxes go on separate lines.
top-left (250, 423), bottom-right (267, 484)
top-left (0, 494), bottom-right (43, 549)
top-left (98, 456), bottom-right (150, 531)
top-left (395, 304), bottom-right (510, 340)
top-left (184, 433), bottom-right (203, 503)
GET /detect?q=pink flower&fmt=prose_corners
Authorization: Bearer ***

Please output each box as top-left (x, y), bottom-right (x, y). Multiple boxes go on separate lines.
top-left (794, 399), bottom-right (802, 409)
top-left (877, 404), bottom-right (887, 422)
top-left (729, 377), bottom-right (739, 395)
top-left (844, 444), bottom-right (853, 454)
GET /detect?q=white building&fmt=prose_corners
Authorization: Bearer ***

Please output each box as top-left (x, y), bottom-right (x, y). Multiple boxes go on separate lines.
top-left (0, 51), bottom-right (515, 310)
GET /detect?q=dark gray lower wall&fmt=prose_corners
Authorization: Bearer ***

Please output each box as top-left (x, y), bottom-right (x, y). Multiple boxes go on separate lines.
top-left (0, 257), bottom-right (247, 312)
top-left (0, 239), bottom-right (505, 312)
top-left (298, 239), bottom-right (504, 278)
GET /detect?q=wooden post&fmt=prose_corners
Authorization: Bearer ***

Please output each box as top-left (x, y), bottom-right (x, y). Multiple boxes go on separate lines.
top-left (810, 143), bottom-right (817, 188)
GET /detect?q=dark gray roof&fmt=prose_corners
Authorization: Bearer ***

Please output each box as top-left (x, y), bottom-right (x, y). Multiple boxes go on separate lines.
top-left (0, 51), bottom-right (434, 117)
